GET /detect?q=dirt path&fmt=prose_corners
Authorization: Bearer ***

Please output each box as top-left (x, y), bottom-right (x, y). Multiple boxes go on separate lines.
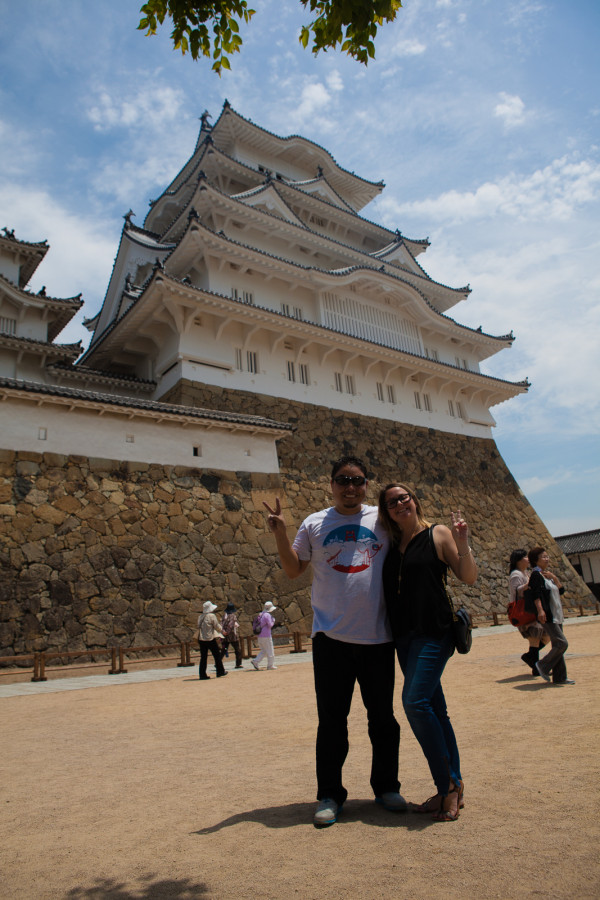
top-left (2, 620), bottom-right (599, 900)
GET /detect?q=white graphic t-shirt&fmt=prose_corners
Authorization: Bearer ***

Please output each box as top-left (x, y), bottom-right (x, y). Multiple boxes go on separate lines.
top-left (292, 505), bottom-right (391, 644)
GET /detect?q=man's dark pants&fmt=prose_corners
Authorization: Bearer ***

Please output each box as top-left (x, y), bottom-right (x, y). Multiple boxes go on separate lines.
top-left (312, 631), bottom-right (400, 805)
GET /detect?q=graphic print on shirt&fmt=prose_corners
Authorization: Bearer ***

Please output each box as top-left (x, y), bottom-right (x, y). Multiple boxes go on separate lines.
top-left (324, 524), bottom-right (383, 573)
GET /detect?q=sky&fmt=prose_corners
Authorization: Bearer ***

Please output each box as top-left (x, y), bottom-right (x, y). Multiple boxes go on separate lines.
top-left (0, 0), bottom-right (598, 538)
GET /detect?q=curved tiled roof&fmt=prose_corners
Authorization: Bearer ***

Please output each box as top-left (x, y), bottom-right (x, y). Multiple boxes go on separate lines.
top-left (209, 101), bottom-right (385, 207)
top-left (161, 179), bottom-right (469, 311)
top-left (82, 263), bottom-right (527, 397)
top-left (0, 332), bottom-right (82, 358)
top-left (0, 376), bottom-right (294, 432)
top-left (0, 229), bottom-right (49, 287)
top-left (555, 530), bottom-right (600, 555)
top-left (169, 215), bottom-right (507, 344)
top-left (47, 361), bottom-right (156, 391)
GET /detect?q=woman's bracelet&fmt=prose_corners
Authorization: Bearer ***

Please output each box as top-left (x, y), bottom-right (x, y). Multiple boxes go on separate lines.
top-left (458, 546), bottom-right (472, 559)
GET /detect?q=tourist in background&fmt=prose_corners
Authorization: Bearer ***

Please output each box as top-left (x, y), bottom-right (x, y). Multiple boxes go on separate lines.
top-left (527, 547), bottom-right (574, 685)
top-left (508, 549), bottom-right (548, 674)
top-left (378, 483), bottom-right (477, 822)
top-left (221, 601), bottom-right (243, 669)
top-left (198, 600), bottom-right (227, 680)
top-left (251, 601), bottom-right (278, 671)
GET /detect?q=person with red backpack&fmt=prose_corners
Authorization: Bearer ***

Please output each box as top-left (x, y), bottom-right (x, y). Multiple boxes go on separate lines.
top-left (508, 549), bottom-right (548, 674)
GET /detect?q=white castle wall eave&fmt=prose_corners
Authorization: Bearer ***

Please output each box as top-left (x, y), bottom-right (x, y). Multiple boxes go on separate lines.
top-left (0, 397), bottom-right (285, 473)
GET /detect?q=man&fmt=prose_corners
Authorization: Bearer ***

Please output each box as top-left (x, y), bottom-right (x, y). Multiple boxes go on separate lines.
top-left (263, 455), bottom-right (404, 827)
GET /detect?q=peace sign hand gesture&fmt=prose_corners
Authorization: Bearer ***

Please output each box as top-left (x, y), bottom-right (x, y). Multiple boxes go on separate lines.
top-left (450, 509), bottom-right (469, 549)
top-left (263, 497), bottom-right (287, 536)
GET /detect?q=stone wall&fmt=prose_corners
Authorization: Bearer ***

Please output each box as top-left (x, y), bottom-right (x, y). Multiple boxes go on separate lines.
top-left (0, 383), bottom-right (595, 662)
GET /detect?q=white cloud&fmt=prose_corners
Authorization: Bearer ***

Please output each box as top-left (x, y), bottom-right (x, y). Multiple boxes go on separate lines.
top-left (326, 70), bottom-right (343, 92)
top-left (494, 92), bottom-right (526, 128)
top-left (87, 85), bottom-right (186, 132)
top-left (380, 155), bottom-right (600, 226)
top-left (390, 38), bottom-right (427, 57)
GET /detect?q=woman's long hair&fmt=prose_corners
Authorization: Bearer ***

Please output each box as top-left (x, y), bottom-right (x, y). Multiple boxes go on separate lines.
top-left (377, 483), bottom-right (430, 544)
top-left (509, 548), bottom-right (528, 574)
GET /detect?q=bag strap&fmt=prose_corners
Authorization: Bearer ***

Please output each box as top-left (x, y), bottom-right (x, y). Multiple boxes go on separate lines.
top-left (428, 525), bottom-right (457, 621)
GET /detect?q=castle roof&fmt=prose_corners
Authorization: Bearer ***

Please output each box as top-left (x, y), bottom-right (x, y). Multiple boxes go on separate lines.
top-left (0, 376), bottom-right (294, 434)
top-left (0, 272), bottom-right (83, 340)
top-left (555, 529), bottom-right (600, 555)
top-left (0, 228), bottom-right (49, 287)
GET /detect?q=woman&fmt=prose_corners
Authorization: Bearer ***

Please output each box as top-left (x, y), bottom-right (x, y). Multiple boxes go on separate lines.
top-left (526, 547), bottom-right (574, 685)
top-left (251, 601), bottom-right (278, 671)
top-left (508, 549), bottom-right (547, 674)
top-left (221, 601), bottom-right (243, 669)
top-left (379, 483), bottom-right (477, 821)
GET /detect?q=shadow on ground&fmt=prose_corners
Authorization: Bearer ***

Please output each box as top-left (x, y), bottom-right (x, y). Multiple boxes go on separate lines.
top-left (66, 877), bottom-right (209, 899)
top-left (193, 800), bottom-right (437, 834)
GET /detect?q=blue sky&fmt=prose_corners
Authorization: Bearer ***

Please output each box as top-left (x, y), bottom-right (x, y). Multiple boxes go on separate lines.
top-left (1, 0), bottom-right (598, 538)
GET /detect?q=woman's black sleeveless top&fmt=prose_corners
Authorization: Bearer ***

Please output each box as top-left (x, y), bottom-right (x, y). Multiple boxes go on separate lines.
top-left (382, 526), bottom-right (453, 639)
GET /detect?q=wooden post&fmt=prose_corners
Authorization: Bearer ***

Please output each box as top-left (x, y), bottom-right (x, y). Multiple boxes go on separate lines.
top-left (108, 647), bottom-right (118, 674)
top-left (118, 646), bottom-right (127, 674)
top-left (492, 612), bottom-right (499, 626)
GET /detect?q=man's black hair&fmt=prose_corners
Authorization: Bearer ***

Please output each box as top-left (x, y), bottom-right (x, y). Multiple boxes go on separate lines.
top-left (331, 456), bottom-right (368, 479)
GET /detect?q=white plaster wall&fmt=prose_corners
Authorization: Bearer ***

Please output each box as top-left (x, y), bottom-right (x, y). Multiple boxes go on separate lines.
top-left (0, 399), bottom-right (283, 472)
top-left (174, 339), bottom-right (497, 439)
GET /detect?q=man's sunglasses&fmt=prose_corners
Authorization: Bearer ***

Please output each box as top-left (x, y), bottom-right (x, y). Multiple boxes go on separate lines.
top-left (333, 475), bottom-right (367, 486)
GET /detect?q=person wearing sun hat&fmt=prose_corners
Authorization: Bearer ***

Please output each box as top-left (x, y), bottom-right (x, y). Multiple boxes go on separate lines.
top-left (251, 601), bottom-right (278, 671)
top-left (197, 600), bottom-right (227, 680)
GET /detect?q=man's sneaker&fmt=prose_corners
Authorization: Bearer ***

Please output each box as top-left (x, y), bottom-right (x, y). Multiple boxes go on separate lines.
top-left (313, 798), bottom-right (342, 828)
top-left (553, 678), bottom-right (576, 685)
top-left (251, 660), bottom-right (260, 670)
top-left (376, 791), bottom-right (408, 812)
top-left (535, 662), bottom-right (551, 682)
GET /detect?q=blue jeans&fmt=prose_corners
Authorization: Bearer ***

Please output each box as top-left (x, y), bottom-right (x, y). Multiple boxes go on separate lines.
top-left (396, 633), bottom-right (461, 796)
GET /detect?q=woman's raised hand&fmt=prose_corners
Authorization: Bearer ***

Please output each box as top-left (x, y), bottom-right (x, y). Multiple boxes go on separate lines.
top-left (450, 510), bottom-right (469, 547)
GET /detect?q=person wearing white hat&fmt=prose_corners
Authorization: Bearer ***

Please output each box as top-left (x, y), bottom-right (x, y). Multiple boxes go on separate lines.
top-left (198, 600), bottom-right (227, 680)
top-left (251, 601), bottom-right (278, 671)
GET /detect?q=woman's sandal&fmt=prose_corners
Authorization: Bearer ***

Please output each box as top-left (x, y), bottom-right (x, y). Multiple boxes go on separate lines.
top-left (412, 794), bottom-right (442, 814)
top-left (433, 780), bottom-right (464, 822)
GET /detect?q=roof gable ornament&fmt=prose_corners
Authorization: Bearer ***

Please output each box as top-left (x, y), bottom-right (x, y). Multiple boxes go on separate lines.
top-left (123, 210), bottom-right (136, 225)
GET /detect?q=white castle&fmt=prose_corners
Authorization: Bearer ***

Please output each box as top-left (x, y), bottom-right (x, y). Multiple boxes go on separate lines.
top-left (0, 101), bottom-right (526, 465)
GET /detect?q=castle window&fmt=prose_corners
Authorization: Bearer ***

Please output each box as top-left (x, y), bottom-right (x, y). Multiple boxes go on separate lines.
top-left (299, 363), bottom-right (310, 385)
top-left (334, 372), bottom-right (343, 392)
top-left (414, 391), bottom-right (422, 410)
top-left (287, 361), bottom-right (296, 382)
top-left (387, 385), bottom-right (396, 404)
top-left (232, 288), bottom-right (254, 305)
top-left (293, 306), bottom-right (303, 320)
top-left (376, 382), bottom-right (384, 402)
top-left (38, 427), bottom-right (47, 441)
top-left (345, 375), bottom-right (356, 395)
top-left (423, 393), bottom-right (432, 412)
top-left (448, 400), bottom-right (455, 417)
top-left (425, 347), bottom-right (439, 361)
top-left (247, 351), bottom-right (258, 374)
top-left (457, 401), bottom-right (466, 419)
top-left (310, 213), bottom-right (326, 227)
top-left (235, 348), bottom-right (243, 369)
top-left (281, 302), bottom-right (290, 316)
top-left (193, 445), bottom-right (202, 457)
top-left (0, 316), bottom-right (17, 335)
